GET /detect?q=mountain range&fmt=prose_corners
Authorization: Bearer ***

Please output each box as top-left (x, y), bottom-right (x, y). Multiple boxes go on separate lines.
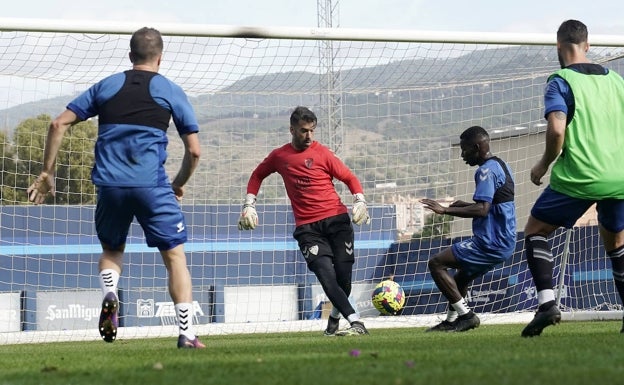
top-left (0, 45), bottom-right (571, 137)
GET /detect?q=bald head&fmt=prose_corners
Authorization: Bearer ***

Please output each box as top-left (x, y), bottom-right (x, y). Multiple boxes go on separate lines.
top-left (129, 27), bottom-right (163, 65)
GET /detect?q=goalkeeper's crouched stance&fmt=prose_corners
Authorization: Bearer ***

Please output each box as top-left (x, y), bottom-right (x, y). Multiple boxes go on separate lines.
top-left (238, 106), bottom-right (371, 336)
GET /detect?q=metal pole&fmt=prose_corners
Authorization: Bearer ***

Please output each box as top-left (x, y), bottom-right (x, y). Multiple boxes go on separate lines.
top-left (555, 228), bottom-right (573, 307)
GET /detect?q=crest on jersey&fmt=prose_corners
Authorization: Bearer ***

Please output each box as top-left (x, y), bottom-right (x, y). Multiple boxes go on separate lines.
top-left (305, 158), bottom-right (314, 169)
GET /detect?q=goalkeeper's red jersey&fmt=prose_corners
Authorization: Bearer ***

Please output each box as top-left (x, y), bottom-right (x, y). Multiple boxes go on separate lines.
top-left (247, 141), bottom-right (363, 226)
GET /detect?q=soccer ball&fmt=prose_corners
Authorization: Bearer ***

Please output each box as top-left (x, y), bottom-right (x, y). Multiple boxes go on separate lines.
top-left (371, 279), bottom-right (405, 315)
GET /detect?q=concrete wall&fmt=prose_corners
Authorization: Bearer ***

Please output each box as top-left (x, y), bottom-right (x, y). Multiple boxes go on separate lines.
top-left (450, 126), bottom-right (549, 237)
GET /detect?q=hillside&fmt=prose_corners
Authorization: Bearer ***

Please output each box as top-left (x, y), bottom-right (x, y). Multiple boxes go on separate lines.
top-left (0, 45), bottom-right (565, 136)
top-left (3, 45), bottom-right (622, 204)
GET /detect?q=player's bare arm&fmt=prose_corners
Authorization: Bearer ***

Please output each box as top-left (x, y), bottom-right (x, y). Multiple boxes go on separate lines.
top-left (531, 110), bottom-right (566, 186)
top-left (171, 132), bottom-right (201, 200)
top-left (27, 109), bottom-right (80, 204)
top-left (421, 198), bottom-right (489, 218)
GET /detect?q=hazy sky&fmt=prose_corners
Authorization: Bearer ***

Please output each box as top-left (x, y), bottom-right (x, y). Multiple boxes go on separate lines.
top-left (2, 0), bottom-right (624, 35)
top-left (1, 1), bottom-right (623, 108)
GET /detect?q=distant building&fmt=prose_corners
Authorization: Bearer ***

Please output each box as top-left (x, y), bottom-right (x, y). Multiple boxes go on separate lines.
top-left (393, 195), bottom-right (455, 241)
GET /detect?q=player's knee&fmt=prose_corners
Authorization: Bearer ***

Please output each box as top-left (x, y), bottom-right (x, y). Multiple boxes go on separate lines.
top-left (101, 242), bottom-right (125, 253)
top-left (524, 215), bottom-right (555, 237)
top-left (428, 256), bottom-right (443, 272)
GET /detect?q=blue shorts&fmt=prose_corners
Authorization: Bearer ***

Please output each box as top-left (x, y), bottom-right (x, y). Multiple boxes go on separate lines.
top-left (95, 186), bottom-right (187, 250)
top-left (531, 186), bottom-right (624, 232)
top-left (452, 239), bottom-right (513, 277)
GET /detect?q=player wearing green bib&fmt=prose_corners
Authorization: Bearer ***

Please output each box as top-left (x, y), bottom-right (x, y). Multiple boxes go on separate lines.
top-left (522, 20), bottom-right (624, 337)
top-left (548, 68), bottom-right (624, 199)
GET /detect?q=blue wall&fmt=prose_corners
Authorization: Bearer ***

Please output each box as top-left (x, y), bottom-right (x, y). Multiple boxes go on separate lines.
top-left (382, 226), bottom-right (619, 315)
top-left (1, 205), bottom-right (618, 330)
top-left (0, 205), bottom-right (396, 326)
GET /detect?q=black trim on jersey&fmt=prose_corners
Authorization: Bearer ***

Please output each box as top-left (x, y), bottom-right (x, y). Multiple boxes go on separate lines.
top-left (98, 70), bottom-right (171, 131)
top-left (565, 63), bottom-right (608, 76)
top-left (489, 156), bottom-right (514, 204)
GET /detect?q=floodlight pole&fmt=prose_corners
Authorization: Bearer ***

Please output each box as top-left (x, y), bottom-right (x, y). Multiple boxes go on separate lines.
top-left (317, 0), bottom-right (344, 155)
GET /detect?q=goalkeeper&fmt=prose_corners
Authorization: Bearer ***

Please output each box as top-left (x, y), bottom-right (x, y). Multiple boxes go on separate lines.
top-left (238, 106), bottom-right (370, 336)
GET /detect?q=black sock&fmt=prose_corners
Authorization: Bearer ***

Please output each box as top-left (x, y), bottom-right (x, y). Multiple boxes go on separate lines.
top-left (526, 235), bottom-right (555, 291)
top-left (608, 246), bottom-right (624, 303)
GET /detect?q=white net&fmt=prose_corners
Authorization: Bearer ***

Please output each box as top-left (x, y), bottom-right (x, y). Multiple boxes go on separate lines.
top-left (1, 21), bottom-right (624, 344)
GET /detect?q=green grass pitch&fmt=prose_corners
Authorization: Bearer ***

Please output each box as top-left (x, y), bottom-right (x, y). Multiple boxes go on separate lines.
top-left (1, 321), bottom-right (623, 385)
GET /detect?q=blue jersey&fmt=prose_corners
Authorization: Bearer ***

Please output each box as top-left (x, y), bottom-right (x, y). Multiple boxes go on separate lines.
top-left (471, 157), bottom-right (516, 253)
top-left (67, 70), bottom-right (199, 187)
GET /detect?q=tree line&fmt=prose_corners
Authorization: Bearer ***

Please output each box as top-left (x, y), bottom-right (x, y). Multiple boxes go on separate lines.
top-left (0, 113), bottom-right (455, 240)
top-left (1, 114), bottom-right (96, 205)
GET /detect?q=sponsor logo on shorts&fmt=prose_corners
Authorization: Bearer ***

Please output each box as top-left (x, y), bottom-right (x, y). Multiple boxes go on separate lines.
top-left (345, 241), bottom-right (353, 255)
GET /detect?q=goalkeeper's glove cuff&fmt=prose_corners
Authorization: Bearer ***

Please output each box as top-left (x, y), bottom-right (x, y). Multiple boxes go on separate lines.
top-left (238, 193), bottom-right (259, 230)
top-left (351, 193), bottom-right (370, 226)
top-left (244, 193), bottom-right (257, 207)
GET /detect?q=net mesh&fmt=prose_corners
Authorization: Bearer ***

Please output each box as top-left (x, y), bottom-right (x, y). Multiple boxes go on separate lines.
top-left (1, 27), bottom-right (623, 344)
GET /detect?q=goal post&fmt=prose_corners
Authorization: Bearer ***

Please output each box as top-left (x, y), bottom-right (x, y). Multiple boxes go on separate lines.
top-left (1, 18), bottom-right (624, 345)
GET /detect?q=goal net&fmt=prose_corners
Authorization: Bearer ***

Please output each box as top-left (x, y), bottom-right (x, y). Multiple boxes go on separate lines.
top-left (1, 19), bottom-right (623, 345)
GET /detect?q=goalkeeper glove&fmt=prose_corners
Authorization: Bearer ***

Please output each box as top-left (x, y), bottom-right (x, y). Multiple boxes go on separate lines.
top-left (238, 193), bottom-right (259, 230)
top-left (351, 193), bottom-right (370, 226)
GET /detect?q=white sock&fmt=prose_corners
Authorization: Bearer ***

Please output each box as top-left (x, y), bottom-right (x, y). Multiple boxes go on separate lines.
top-left (348, 296), bottom-right (359, 313)
top-left (451, 299), bottom-right (470, 316)
top-left (330, 296), bottom-right (357, 319)
top-left (446, 309), bottom-right (458, 322)
top-left (99, 269), bottom-right (119, 297)
top-left (537, 289), bottom-right (556, 306)
top-left (346, 313), bottom-right (360, 324)
top-left (175, 303), bottom-right (196, 339)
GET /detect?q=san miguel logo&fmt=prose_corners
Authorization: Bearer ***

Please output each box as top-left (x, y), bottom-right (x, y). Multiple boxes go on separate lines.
top-left (45, 304), bottom-right (100, 321)
top-left (305, 158), bottom-right (313, 169)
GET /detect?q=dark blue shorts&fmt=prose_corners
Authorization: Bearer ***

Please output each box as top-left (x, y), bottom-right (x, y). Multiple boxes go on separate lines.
top-left (95, 186), bottom-right (187, 250)
top-left (531, 186), bottom-right (624, 232)
top-left (451, 239), bottom-right (513, 277)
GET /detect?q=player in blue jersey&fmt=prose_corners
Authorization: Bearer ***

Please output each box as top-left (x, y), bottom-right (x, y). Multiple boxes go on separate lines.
top-left (522, 20), bottom-right (624, 337)
top-left (421, 125), bottom-right (516, 332)
top-left (27, 27), bottom-right (205, 349)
